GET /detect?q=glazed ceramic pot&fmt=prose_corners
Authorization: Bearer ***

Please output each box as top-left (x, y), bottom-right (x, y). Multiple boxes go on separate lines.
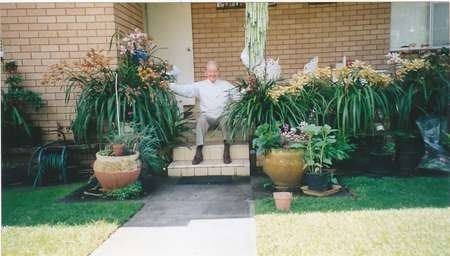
top-left (263, 149), bottom-right (306, 190)
top-left (93, 152), bottom-right (141, 191)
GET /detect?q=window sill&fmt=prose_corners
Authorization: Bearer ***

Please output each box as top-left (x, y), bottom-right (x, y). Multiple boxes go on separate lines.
top-left (390, 45), bottom-right (449, 53)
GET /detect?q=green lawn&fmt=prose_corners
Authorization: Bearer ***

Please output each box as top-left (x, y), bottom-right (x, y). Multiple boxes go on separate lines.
top-left (1, 183), bottom-right (143, 256)
top-left (255, 176), bottom-right (450, 256)
top-left (256, 176), bottom-right (450, 214)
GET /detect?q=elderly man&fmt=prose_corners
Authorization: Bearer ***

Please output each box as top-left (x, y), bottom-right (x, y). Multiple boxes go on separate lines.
top-left (169, 61), bottom-right (238, 165)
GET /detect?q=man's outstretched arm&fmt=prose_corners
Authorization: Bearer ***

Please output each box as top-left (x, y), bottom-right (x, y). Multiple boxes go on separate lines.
top-left (169, 82), bottom-right (199, 98)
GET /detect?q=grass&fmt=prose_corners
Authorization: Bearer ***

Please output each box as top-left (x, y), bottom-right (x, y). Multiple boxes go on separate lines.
top-left (256, 176), bottom-right (450, 214)
top-left (1, 183), bottom-right (143, 256)
top-left (255, 176), bottom-right (450, 256)
top-left (257, 208), bottom-right (450, 256)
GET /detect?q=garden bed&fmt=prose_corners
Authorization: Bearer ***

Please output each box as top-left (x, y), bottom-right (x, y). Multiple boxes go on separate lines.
top-left (61, 176), bottom-right (161, 202)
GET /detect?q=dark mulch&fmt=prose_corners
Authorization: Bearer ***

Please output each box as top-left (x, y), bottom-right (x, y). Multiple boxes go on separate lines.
top-left (61, 175), bottom-right (161, 203)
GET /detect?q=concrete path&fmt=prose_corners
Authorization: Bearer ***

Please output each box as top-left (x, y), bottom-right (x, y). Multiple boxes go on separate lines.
top-left (91, 178), bottom-right (256, 256)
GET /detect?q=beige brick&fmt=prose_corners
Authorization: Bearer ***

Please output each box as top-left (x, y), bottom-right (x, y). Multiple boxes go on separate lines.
top-left (68, 37), bottom-right (87, 44)
top-left (50, 52), bottom-right (70, 59)
top-left (41, 45), bottom-right (59, 52)
top-left (56, 16), bottom-right (76, 23)
top-left (48, 23), bottom-right (67, 30)
top-left (7, 9), bottom-right (27, 16)
top-left (31, 52), bottom-right (50, 59)
top-left (7, 24), bottom-right (28, 31)
top-left (26, 9), bottom-right (46, 16)
top-left (38, 31), bottom-right (58, 37)
top-left (95, 15), bottom-right (114, 22)
top-left (76, 15), bottom-right (95, 23)
top-left (18, 16), bottom-right (38, 24)
top-left (75, 3), bottom-right (95, 8)
top-left (37, 16), bottom-right (56, 23)
top-left (28, 24), bottom-right (47, 30)
top-left (66, 8), bottom-right (86, 15)
top-left (86, 8), bottom-right (105, 15)
top-left (1, 16), bottom-right (18, 24)
top-left (67, 23), bottom-right (87, 30)
top-left (58, 30), bottom-right (77, 37)
top-left (46, 8), bottom-right (66, 15)
top-left (36, 3), bottom-right (55, 8)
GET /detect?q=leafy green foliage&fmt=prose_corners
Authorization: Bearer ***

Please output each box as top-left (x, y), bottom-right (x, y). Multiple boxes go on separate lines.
top-left (1, 61), bottom-right (44, 142)
top-left (326, 82), bottom-right (391, 137)
top-left (252, 123), bottom-right (282, 155)
top-left (102, 181), bottom-right (143, 200)
top-left (296, 124), bottom-right (352, 174)
top-left (226, 78), bottom-right (313, 140)
top-left (391, 48), bottom-right (450, 135)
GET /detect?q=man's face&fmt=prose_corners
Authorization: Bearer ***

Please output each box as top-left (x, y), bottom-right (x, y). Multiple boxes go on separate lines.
top-left (206, 65), bottom-right (219, 83)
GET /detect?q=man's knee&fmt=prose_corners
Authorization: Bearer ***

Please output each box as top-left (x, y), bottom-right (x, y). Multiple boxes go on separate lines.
top-left (197, 115), bottom-right (210, 131)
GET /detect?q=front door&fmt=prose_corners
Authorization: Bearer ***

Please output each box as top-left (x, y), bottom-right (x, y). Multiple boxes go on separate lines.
top-left (145, 3), bottom-right (196, 107)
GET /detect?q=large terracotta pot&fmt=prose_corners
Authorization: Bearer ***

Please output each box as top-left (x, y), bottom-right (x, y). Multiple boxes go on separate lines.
top-left (263, 149), bottom-right (306, 190)
top-left (93, 152), bottom-right (141, 191)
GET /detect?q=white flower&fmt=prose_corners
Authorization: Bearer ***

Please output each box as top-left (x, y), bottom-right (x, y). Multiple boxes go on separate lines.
top-left (386, 52), bottom-right (402, 65)
top-left (360, 78), bottom-right (368, 86)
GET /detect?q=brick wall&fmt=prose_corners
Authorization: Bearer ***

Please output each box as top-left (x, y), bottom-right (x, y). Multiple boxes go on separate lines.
top-left (114, 3), bottom-right (144, 35)
top-left (191, 2), bottom-right (391, 82)
top-left (0, 3), bottom-right (143, 141)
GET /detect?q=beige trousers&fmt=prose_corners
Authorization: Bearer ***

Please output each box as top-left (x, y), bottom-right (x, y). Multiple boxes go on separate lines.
top-left (196, 113), bottom-right (230, 146)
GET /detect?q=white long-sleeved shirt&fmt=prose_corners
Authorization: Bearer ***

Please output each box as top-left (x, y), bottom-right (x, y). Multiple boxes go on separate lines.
top-left (169, 79), bottom-right (240, 119)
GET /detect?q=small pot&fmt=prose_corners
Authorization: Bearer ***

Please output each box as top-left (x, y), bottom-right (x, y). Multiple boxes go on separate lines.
top-left (112, 144), bottom-right (125, 156)
top-left (306, 171), bottom-right (332, 192)
top-left (273, 192), bottom-right (293, 211)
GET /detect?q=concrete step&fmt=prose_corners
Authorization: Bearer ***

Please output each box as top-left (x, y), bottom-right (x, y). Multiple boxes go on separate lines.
top-left (168, 159), bottom-right (250, 177)
top-left (173, 144), bottom-right (249, 161)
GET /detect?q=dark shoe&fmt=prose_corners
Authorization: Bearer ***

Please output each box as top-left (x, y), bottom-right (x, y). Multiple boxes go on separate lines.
top-left (223, 142), bottom-right (232, 164)
top-left (192, 145), bottom-right (203, 165)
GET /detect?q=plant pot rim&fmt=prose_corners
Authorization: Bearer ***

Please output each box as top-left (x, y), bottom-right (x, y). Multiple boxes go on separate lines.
top-left (306, 170), bottom-right (331, 176)
top-left (95, 152), bottom-right (140, 160)
top-left (273, 191), bottom-right (292, 199)
top-left (270, 148), bottom-right (304, 152)
top-left (94, 168), bottom-right (140, 174)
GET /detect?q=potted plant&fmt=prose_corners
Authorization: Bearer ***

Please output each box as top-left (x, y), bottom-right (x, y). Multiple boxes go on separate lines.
top-left (253, 123), bottom-right (307, 190)
top-left (388, 49), bottom-right (449, 174)
top-left (107, 133), bottom-right (128, 156)
top-left (94, 130), bottom-right (142, 191)
top-left (297, 124), bottom-right (352, 192)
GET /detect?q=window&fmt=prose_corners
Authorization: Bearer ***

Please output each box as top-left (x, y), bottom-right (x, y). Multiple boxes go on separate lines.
top-left (390, 2), bottom-right (449, 50)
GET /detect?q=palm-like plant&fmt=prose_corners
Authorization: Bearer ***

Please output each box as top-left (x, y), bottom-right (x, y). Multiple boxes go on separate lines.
top-left (391, 48), bottom-right (450, 135)
top-left (226, 78), bottom-right (310, 141)
top-left (325, 62), bottom-right (393, 137)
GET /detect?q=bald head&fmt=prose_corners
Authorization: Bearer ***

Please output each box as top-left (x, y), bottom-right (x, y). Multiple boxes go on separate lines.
top-left (205, 60), bottom-right (219, 83)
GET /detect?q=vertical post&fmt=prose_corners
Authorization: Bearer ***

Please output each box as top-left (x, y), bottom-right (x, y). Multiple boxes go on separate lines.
top-left (245, 2), bottom-right (269, 73)
top-left (114, 72), bottom-right (121, 136)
